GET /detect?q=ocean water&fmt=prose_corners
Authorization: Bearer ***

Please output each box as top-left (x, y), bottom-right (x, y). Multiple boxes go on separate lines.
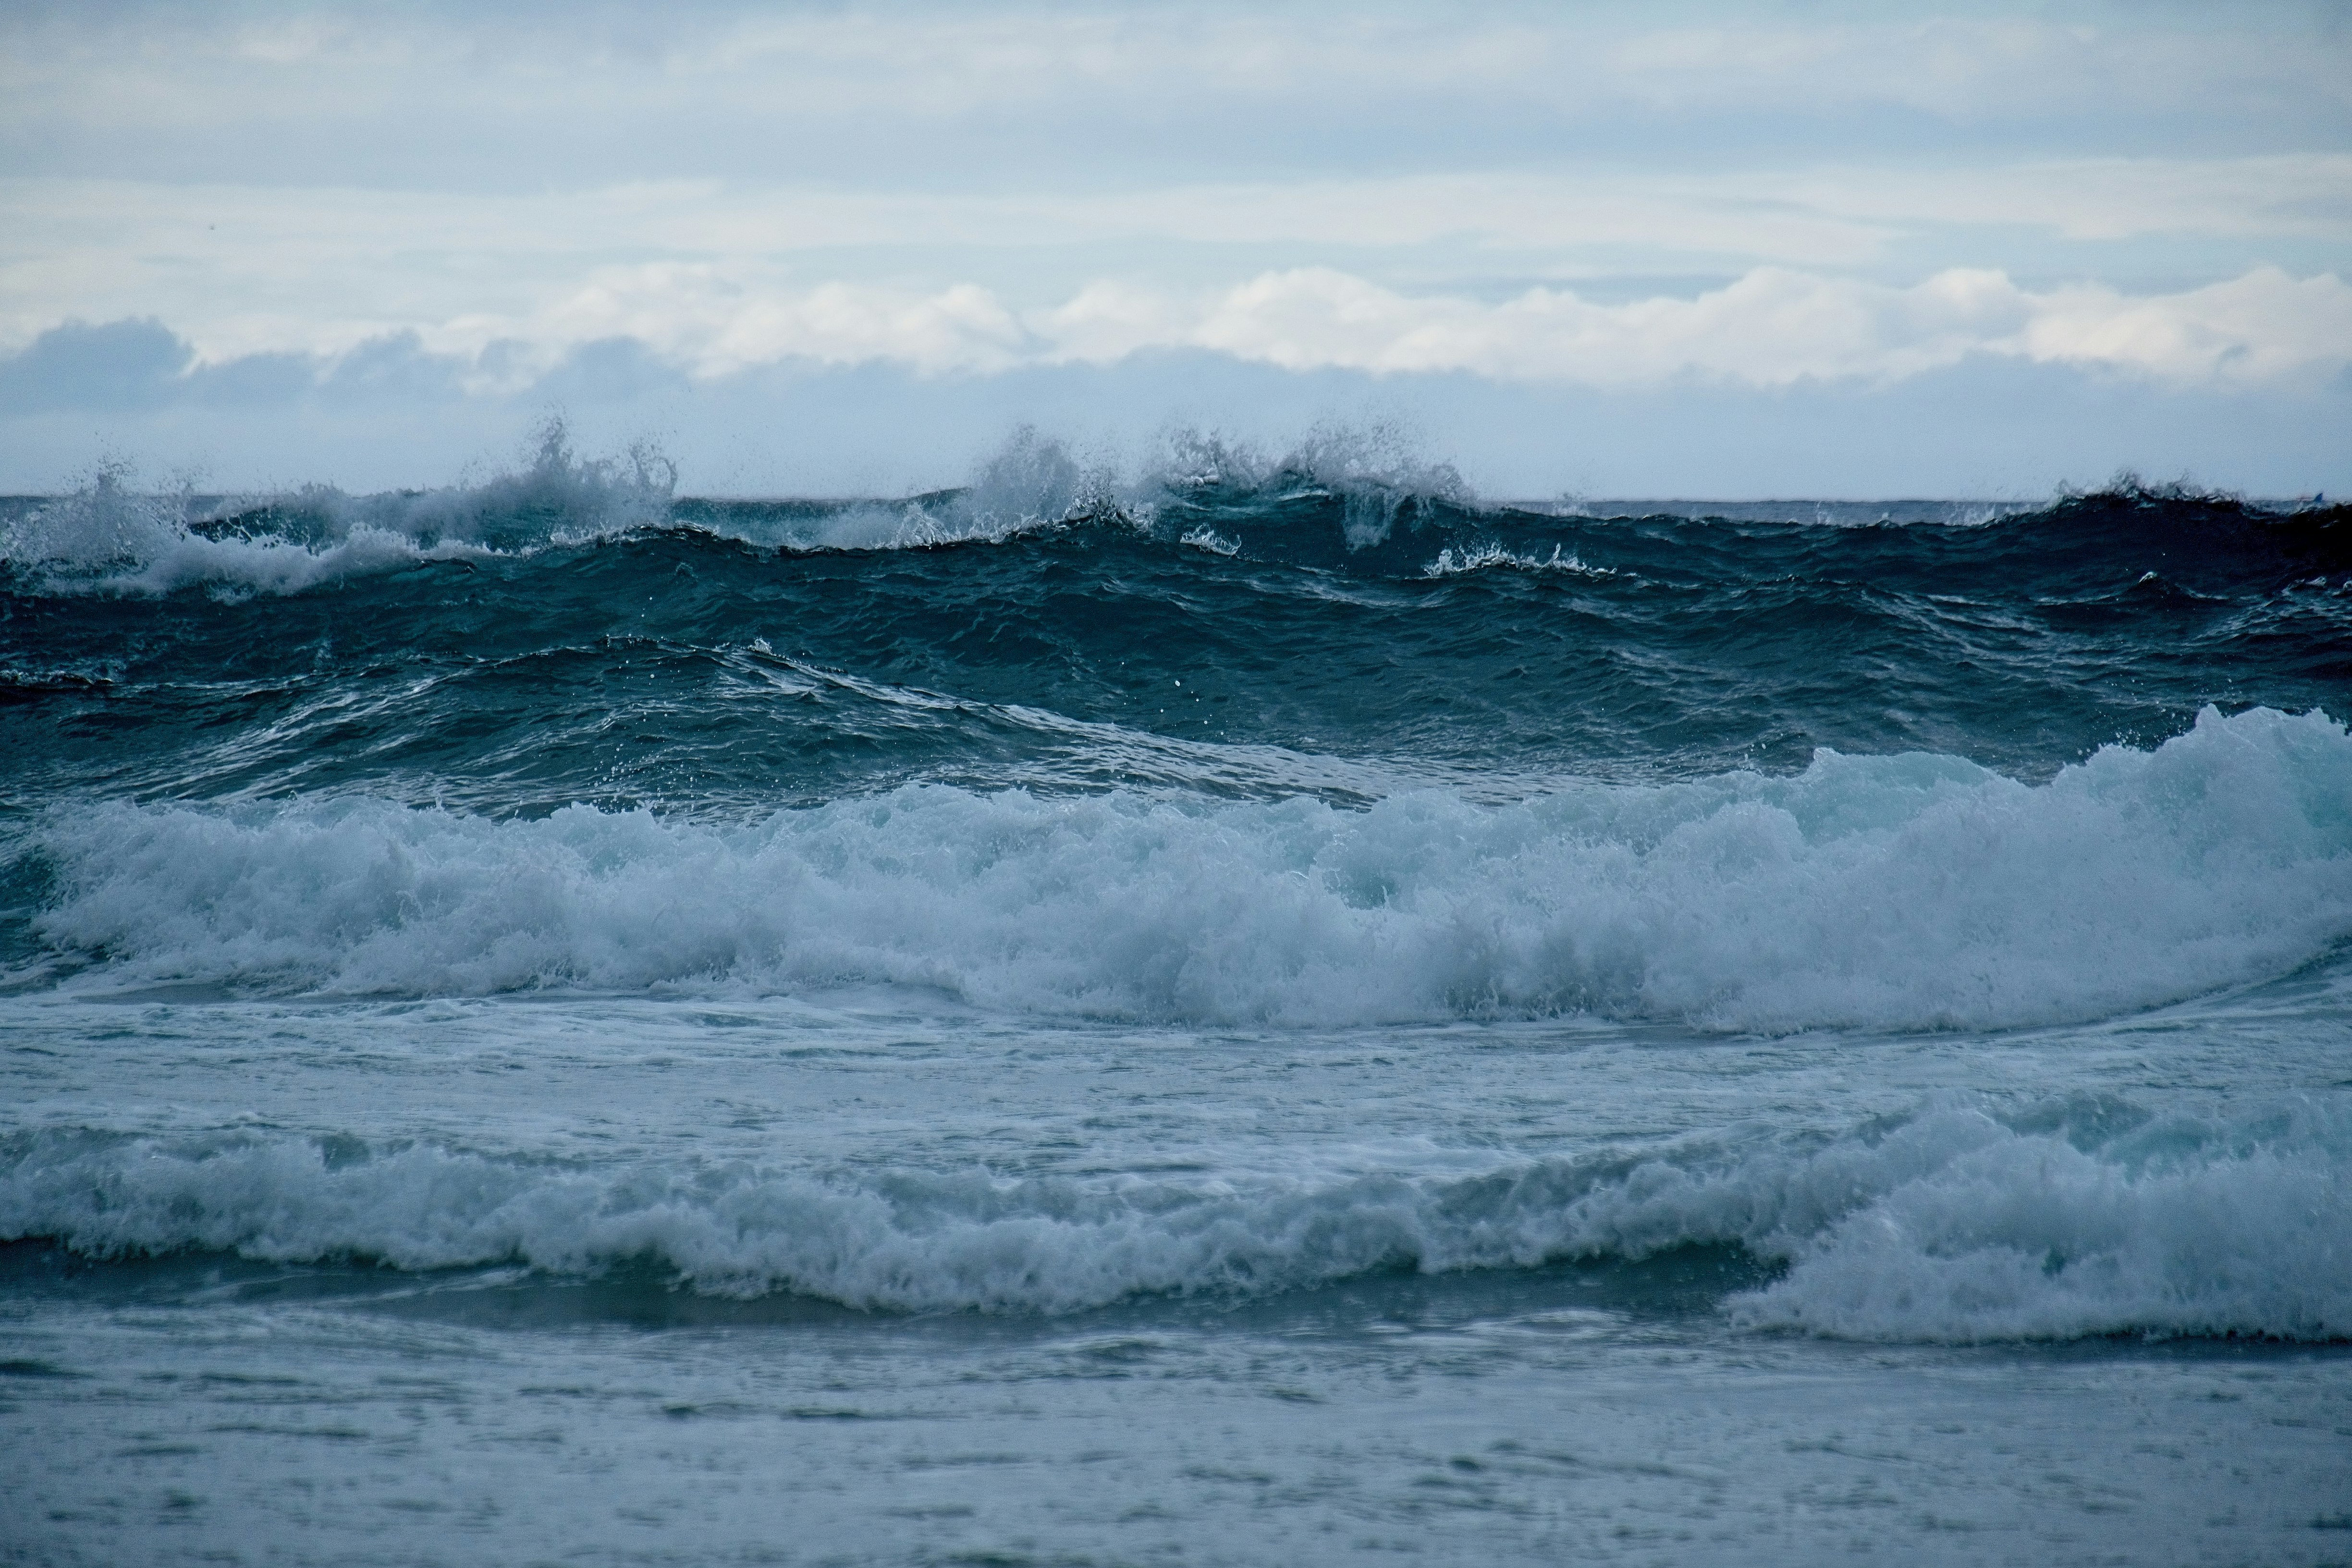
top-left (3, 427), bottom-right (2350, 1565)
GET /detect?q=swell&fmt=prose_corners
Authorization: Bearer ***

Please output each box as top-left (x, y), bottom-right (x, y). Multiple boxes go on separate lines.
top-left (5, 1094), bottom-right (2344, 1342)
top-left (6, 503), bottom-right (2350, 808)
top-left (6, 419), bottom-right (2345, 601)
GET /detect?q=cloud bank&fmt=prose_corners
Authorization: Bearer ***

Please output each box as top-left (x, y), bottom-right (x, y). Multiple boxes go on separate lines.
top-left (2, 1), bottom-right (2346, 494)
top-left (12, 266), bottom-right (2347, 397)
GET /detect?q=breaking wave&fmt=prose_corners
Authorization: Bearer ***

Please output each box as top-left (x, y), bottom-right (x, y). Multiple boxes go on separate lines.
top-left (17, 705), bottom-right (2352, 1033)
top-left (5, 1095), bottom-right (2342, 1341)
top-left (0, 420), bottom-right (675, 595)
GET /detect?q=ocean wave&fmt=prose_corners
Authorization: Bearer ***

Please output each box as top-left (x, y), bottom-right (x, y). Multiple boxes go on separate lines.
top-left (4, 1096), bottom-right (2343, 1340)
top-left (0, 421), bottom-right (1488, 591)
top-left (0, 421), bottom-right (673, 596)
top-left (20, 705), bottom-right (2352, 1032)
top-left (10, 426), bottom-right (2338, 606)
top-left (745, 422), bottom-right (1477, 556)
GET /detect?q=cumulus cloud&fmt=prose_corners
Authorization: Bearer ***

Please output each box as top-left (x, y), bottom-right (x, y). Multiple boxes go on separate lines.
top-left (495, 262), bottom-right (2352, 388)
top-left (3, 1), bottom-right (2341, 481)
top-left (1132, 265), bottom-right (2352, 387)
top-left (8, 157), bottom-right (2349, 381)
top-left (8, 266), bottom-right (2344, 401)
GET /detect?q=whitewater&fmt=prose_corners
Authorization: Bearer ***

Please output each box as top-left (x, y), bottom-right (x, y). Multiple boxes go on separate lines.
top-left (3, 427), bottom-right (2349, 1565)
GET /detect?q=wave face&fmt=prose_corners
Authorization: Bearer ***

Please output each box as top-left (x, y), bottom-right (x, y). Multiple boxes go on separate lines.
top-left (4, 1096), bottom-right (2343, 1340)
top-left (4, 431), bottom-right (2351, 1352)
top-left (4, 436), bottom-right (2349, 809)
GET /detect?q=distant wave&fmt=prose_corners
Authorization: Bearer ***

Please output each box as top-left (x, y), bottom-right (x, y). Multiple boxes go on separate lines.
top-left (20, 705), bottom-right (2352, 1033)
top-left (0, 420), bottom-right (674, 596)
top-left (0, 419), bottom-right (1482, 593)
top-left (6, 421), bottom-right (2342, 600)
top-left (5, 1094), bottom-right (2344, 1341)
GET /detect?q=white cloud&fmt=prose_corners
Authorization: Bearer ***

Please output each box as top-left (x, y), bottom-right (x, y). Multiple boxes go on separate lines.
top-left (386, 263), bottom-right (2352, 389)
top-left (2020, 268), bottom-right (2352, 382)
top-left (7, 152), bottom-right (2348, 368)
top-left (3, 4), bottom-right (2343, 432)
top-left (1163, 267), bottom-right (2032, 384)
top-left (1041, 265), bottom-right (2352, 387)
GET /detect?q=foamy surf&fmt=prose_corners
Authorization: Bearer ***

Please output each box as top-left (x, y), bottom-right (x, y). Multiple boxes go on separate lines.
top-left (21, 705), bottom-right (2352, 1032)
top-left (5, 1095), bottom-right (2342, 1341)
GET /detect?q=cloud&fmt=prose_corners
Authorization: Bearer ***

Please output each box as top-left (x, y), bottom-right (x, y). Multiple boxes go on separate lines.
top-left (2020, 268), bottom-right (2352, 382)
top-left (1164, 267), bottom-right (2034, 385)
top-left (8, 266), bottom-right (2345, 408)
top-left (1137, 265), bottom-right (2352, 387)
top-left (3, 336), bottom-right (2345, 503)
top-left (513, 261), bottom-right (2352, 388)
top-left (9, 152), bottom-right (2347, 376)
top-left (0, 318), bottom-right (189, 412)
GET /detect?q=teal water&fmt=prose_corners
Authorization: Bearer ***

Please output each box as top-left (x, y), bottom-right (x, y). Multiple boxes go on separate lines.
top-left (2, 431), bottom-right (2349, 1564)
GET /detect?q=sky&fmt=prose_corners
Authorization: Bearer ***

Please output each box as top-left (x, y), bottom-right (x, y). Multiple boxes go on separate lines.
top-left (2, 0), bottom-right (2349, 498)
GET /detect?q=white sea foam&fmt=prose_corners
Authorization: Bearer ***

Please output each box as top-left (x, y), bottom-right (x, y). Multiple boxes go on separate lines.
top-left (1728, 1111), bottom-right (2352, 1341)
top-left (24, 706), bottom-right (2352, 1032)
top-left (1178, 526), bottom-right (1240, 555)
top-left (1423, 542), bottom-right (1610, 577)
top-left (0, 423), bottom-right (674, 595)
top-left (4, 1097), bottom-right (2342, 1339)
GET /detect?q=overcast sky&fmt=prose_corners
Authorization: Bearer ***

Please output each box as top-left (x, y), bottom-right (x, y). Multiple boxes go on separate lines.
top-left (3, 0), bottom-right (2348, 496)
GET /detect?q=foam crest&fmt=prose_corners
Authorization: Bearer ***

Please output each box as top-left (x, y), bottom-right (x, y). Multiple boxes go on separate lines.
top-left (769, 427), bottom-right (1121, 552)
top-left (4, 1097), bottom-right (2343, 1338)
top-left (1423, 542), bottom-right (1609, 578)
top-left (0, 420), bottom-right (1487, 577)
top-left (21, 706), bottom-right (2352, 1032)
top-left (0, 422), bottom-right (674, 595)
top-left (1145, 421), bottom-right (1475, 550)
top-left (1148, 421), bottom-right (1472, 506)
top-left (754, 421), bottom-right (1473, 555)
top-left (1733, 1110), bottom-right (2352, 1341)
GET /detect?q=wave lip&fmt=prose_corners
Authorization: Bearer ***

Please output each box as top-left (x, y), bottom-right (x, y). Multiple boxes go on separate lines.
top-left (5, 1097), bottom-right (2343, 1341)
top-left (21, 705), bottom-right (2352, 1033)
